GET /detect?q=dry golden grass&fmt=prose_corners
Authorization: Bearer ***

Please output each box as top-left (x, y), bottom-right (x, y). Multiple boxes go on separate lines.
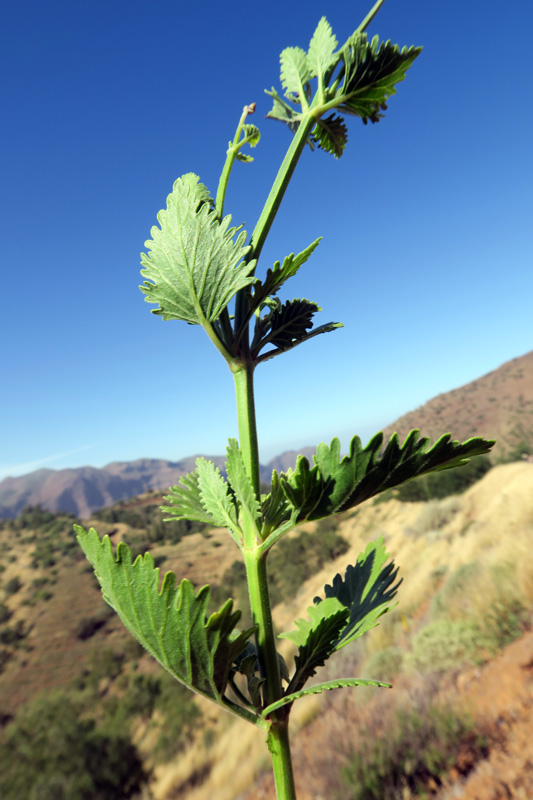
top-left (149, 462), bottom-right (533, 800)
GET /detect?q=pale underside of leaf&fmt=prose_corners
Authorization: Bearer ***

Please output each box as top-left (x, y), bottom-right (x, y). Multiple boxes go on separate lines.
top-left (140, 172), bottom-right (256, 325)
top-left (280, 46), bottom-right (311, 97)
top-left (307, 17), bottom-right (338, 80)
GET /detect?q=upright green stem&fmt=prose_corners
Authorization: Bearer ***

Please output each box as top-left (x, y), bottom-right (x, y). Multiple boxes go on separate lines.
top-left (234, 112), bottom-right (317, 338)
top-left (248, 114), bottom-right (317, 264)
top-left (232, 360), bottom-right (297, 799)
top-left (232, 361), bottom-right (261, 503)
top-left (243, 517), bottom-right (297, 799)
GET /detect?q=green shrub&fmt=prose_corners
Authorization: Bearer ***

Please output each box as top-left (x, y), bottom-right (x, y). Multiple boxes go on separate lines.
top-left (483, 596), bottom-right (530, 652)
top-left (430, 562), bottom-right (481, 621)
top-left (405, 619), bottom-right (486, 673)
top-left (74, 614), bottom-right (109, 641)
top-left (152, 671), bottom-right (201, 763)
top-left (0, 692), bottom-right (148, 799)
top-left (408, 497), bottom-right (461, 538)
top-left (341, 702), bottom-right (479, 800)
top-left (0, 620), bottom-right (27, 646)
top-left (4, 576), bottom-right (22, 596)
top-left (362, 647), bottom-right (404, 681)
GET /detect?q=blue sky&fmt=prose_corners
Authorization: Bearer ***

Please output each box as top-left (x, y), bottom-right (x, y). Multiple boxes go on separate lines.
top-left (1, 0), bottom-right (532, 480)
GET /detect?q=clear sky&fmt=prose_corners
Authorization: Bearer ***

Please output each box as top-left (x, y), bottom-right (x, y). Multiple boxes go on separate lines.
top-left (1, 0), bottom-right (532, 480)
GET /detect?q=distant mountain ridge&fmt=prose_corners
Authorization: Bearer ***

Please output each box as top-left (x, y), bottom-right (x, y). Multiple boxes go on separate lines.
top-left (0, 451), bottom-right (314, 520)
top-left (2, 350), bottom-right (532, 519)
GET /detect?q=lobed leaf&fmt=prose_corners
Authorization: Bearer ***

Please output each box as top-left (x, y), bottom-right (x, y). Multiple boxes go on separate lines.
top-left (74, 526), bottom-right (254, 701)
top-left (140, 173), bottom-right (256, 326)
top-left (278, 430), bottom-right (495, 523)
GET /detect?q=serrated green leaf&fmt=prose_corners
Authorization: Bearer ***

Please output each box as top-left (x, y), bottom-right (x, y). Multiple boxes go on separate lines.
top-left (161, 468), bottom-right (219, 526)
top-left (280, 598), bottom-right (349, 693)
top-left (235, 152), bottom-right (254, 163)
top-left (315, 537), bottom-right (401, 649)
top-left (225, 439), bottom-right (261, 531)
top-left (265, 87), bottom-right (303, 133)
top-left (140, 173), bottom-right (256, 325)
top-left (242, 124), bottom-right (261, 147)
top-left (74, 526), bottom-right (254, 701)
top-left (307, 17), bottom-right (338, 81)
top-left (261, 677), bottom-right (390, 718)
top-left (252, 238), bottom-right (322, 308)
top-left (338, 33), bottom-right (422, 123)
top-left (195, 458), bottom-right (242, 540)
top-left (280, 47), bottom-right (311, 98)
top-left (311, 114), bottom-right (348, 158)
top-left (252, 298), bottom-right (339, 360)
top-left (261, 470), bottom-right (293, 538)
top-left (278, 431), bottom-right (495, 523)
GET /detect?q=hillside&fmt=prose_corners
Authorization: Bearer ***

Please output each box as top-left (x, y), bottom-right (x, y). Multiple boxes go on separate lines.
top-left (382, 350), bottom-right (533, 458)
top-left (151, 461), bottom-right (533, 800)
top-left (1, 461), bottom-right (531, 799)
top-left (2, 350), bottom-right (532, 520)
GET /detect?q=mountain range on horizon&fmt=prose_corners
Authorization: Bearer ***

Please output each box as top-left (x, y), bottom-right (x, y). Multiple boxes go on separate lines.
top-left (2, 350), bottom-right (532, 519)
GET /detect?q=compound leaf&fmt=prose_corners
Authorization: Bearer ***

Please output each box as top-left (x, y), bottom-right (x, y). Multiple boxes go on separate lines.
top-left (278, 431), bottom-right (495, 523)
top-left (75, 526), bottom-right (254, 701)
top-left (262, 677), bottom-right (390, 717)
top-left (140, 173), bottom-right (256, 325)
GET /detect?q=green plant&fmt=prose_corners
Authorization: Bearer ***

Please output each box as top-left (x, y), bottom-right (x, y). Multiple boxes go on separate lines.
top-left (0, 692), bottom-right (148, 799)
top-left (4, 576), bottom-right (21, 597)
top-left (340, 700), bottom-right (481, 800)
top-left (405, 619), bottom-right (486, 673)
top-left (75, 4), bottom-right (494, 797)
